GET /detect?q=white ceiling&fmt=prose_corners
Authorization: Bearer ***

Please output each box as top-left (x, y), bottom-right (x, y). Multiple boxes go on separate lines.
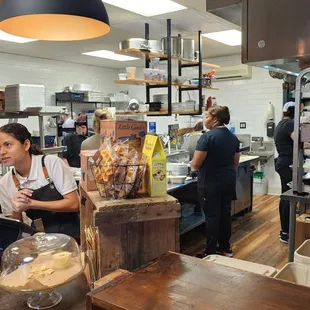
top-left (0, 1), bottom-right (241, 69)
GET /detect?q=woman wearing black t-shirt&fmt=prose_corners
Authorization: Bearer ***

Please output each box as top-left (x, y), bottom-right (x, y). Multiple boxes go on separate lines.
top-left (191, 106), bottom-right (240, 257)
top-left (274, 102), bottom-right (296, 244)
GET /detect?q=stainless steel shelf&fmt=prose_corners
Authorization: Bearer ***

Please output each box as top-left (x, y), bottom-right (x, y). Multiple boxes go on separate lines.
top-left (42, 146), bottom-right (67, 155)
top-left (0, 111), bottom-right (62, 119)
top-left (180, 212), bottom-right (205, 235)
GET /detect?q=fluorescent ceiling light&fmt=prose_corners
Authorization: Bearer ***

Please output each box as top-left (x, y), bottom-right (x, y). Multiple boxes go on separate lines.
top-left (202, 30), bottom-right (241, 46)
top-left (0, 30), bottom-right (37, 43)
top-left (82, 50), bottom-right (139, 61)
top-left (102, 0), bottom-right (186, 17)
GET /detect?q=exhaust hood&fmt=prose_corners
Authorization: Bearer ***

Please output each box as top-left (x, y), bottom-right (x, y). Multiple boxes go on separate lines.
top-left (207, 0), bottom-right (310, 75)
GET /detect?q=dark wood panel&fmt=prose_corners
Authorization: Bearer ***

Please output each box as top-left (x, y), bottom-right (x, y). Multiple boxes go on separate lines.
top-left (88, 252), bottom-right (310, 310)
top-left (244, 0), bottom-right (310, 62)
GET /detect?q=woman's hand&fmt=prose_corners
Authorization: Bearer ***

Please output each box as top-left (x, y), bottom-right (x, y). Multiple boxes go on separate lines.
top-left (11, 189), bottom-right (34, 213)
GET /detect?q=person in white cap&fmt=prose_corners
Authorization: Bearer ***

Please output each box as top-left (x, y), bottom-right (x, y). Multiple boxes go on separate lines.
top-left (60, 109), bottom-right (75, 129)
top-left (274, 101), bottom-right (297, 244)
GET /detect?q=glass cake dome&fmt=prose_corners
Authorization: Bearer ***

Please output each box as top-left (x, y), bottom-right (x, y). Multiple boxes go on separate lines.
top-left (0, 233), bottom-right (83, 309)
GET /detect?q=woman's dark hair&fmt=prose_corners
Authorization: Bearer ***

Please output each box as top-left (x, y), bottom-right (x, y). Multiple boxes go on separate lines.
top-left (283, 106), bottom-right (295, 119)
top-left (0, 123), bottom-right (43, 155)
top-left (207, 106), bottom-right (231, 125)
top-left (194, 122), bottom-right (203, 132)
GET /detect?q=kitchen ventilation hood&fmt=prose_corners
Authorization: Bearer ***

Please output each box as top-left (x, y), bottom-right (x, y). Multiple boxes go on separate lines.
top-left (207, 0), bottom-right (310, 75)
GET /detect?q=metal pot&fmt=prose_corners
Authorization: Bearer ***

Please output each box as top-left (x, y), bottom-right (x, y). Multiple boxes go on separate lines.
top-left (161, 36), bottom-right (183, 57)
top-left (148, 40), bottom-right (164, 53)
top-left (153, 94), bottom-right (168, 104)
top-left (119, 38), bottom-right (149, 50)
top-left (182, 39), bottom-right (195, 60)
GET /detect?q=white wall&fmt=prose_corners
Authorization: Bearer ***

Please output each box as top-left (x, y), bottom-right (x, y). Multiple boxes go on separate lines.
top-left (202, 55), bottom-right (283, 195)
top-left (0, 52), bottom-right (282, 194)
top-left (117, 55), bottom-right (283, 194)
top-left (0, 52), bottom-right (119, 133)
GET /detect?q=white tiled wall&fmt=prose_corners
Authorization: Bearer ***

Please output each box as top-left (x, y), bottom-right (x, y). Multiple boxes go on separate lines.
top-left (117, 55), bottom-right (283, 194)
top-left (202, 55), bottom-right (283, 195)
top-left (0, 52), bottom-right (282, 194)
top-left (0, 52), bottom-right (119, 132)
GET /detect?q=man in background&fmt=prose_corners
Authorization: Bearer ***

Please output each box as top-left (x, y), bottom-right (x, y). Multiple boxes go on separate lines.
top-left (62, 115), bottom-right (87, 168)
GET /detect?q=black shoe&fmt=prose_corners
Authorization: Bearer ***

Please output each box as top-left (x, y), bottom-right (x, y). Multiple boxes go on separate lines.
top-left (196, 251), bottom-right (208, 259)
top-left (216, 247), bottom-right (233, 258)
top-left (279, 231), bottom-right (289, 244)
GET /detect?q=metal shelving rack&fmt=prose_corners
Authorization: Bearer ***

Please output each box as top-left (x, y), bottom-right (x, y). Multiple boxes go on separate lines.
top-left (178, 31), bottom-right (203, 115)
top-left (281, 67), bottom-right (310, 262)
top-left (55, 92), bottom-right (111, 118)
top-left (145, 19), bottom-right (172, 116)
top-left (0, 110), bottom-right (66, 176)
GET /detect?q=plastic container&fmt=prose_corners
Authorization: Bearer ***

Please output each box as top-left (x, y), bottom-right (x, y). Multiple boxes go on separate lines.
top-left (150, 57), bottom-right (160, 70)
top-left (274, 263), bottom-right (310, 287)
top-left (143, 68), bottom-right (153, 80)
top-left (159, 70), bottom-right (166, 81)
top-left (126, 67), bottom-right (136, 79)
top-left (204, 255), bottom-right (277, 277)
top-left (152, 69), bottom-right (160, 81)
top-left (118, 73), bottom-right (127, 80)
top-left (253, 177), bottom-right (268, 195)
top-left (295, 240), bottom-right (310, 266)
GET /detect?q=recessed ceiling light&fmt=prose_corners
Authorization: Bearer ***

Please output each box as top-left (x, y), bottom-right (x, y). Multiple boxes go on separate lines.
top-left (0, 30), bottom-right (37, 43)
top-left (82, 50), bottom-right (139, 61)
top-left (202, 30), bottom-right (241, 46)
top-left (102, 0), bottom-right (187, 17)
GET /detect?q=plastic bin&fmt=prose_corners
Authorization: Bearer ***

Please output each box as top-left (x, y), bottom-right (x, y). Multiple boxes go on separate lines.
top-left (203, 255), bottom-right (277, 277)
top-left (274, 263), bottom-right (310, 287)
top-left (295, 240), bottom-right (310, 266)
top-left (253, 177), bottom-right (268, 196)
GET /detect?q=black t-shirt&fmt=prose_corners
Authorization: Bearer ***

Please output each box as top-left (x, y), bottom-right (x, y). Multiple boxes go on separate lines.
top-left (196, 127), bottom-right (240, 183)
top-left (62, 133), bottom-right (87, 168)
top-left (274, 119), bottom-right (294, 167)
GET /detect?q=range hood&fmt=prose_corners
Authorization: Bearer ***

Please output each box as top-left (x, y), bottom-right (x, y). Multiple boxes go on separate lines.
top-left (207, 0), bottom-right (310, 75)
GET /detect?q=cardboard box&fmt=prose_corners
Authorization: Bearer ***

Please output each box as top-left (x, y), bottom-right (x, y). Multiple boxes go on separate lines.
top-left (142, 135), bottom-right (167, 197)
top-left (295, 213), bottom-right (310, 249)
top-left (80, 150), bottom-right (97, 191)
top-left (100, 120), bottom-right (147, 151)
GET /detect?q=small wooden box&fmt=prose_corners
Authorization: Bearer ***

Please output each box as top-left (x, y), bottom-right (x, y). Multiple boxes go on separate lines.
top-left (100, 120), bottom-right (147, 151)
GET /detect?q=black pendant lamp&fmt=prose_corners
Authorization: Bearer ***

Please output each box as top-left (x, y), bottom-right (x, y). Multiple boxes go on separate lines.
top-left (0, 0), bottom-right (110, 41)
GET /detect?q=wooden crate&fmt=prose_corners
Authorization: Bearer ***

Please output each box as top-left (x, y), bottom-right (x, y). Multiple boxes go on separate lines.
top-left (80, 185), bottom-right (181, 276)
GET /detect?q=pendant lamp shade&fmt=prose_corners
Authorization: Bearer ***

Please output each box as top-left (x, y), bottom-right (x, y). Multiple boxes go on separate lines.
top-left (0, 0), bottom-right (110, 41)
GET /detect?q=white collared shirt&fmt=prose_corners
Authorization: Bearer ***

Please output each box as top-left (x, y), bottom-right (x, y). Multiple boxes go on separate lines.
top-left (0, 155), bottom-right (77, 215)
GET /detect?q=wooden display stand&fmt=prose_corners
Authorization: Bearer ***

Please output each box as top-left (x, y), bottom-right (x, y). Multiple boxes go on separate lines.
top-left (80, 185), bottom-right (181, 276)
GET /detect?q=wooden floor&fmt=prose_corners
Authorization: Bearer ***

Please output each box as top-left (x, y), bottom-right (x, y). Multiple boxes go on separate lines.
top-left (181, 195), bottom-right (288, 269)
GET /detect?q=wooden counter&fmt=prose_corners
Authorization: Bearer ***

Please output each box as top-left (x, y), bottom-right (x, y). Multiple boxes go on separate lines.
top-left (80, 185), bottom-right (181, 276)
top-left (0, 274), bottom-right (89, 310)
top-left (87, 252), bottom-right (310, 310)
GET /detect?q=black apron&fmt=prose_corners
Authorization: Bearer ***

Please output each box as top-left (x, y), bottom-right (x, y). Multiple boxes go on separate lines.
top-left (12, 156), bottom-right (80, 239)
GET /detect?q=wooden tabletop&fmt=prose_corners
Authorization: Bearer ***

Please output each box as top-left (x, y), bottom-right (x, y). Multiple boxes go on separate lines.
top-left (0, 274), bottom-right (89, 310)
top-left (88, 252), bottom-right (310, 310)
top-left (81, 185), bottom-right (179, 212)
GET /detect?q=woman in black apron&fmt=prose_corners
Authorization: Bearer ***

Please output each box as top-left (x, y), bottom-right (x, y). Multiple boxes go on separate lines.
top-left (191, 106), bottom-right (240, 257)
top-left (0, 123), bottom-right (80, 240)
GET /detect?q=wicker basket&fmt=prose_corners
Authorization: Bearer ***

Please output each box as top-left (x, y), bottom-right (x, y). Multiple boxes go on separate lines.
top-left (91, 162), bottom-right (146, 199)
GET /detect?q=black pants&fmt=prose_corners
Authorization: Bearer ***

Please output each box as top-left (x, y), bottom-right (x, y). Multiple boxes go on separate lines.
top-left (200, 175), bottom-right (235, 255)
top-left (276, 165), bottom-right (292, 234)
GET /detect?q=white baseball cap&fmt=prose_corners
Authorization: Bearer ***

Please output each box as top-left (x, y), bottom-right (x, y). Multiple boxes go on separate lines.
top-left (283, 101), bottom-right (295, 112)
